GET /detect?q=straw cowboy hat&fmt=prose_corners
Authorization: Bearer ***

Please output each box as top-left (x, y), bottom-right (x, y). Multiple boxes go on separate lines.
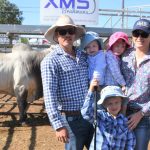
top-left (44, 15), bottom-right (86, 44)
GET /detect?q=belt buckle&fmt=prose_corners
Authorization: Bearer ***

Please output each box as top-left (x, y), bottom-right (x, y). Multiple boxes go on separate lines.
top-left (67, 116), bottom-right (73, 121)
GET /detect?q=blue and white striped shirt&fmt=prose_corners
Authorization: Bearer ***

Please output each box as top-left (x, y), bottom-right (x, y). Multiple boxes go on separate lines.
top-left (41, 45), bottom-right (88, 130)
top-left (81, 91), bottom-right (136, 150)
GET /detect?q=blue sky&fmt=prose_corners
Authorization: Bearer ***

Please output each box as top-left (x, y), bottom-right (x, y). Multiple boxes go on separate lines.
top-left (9, 0), bottom-right (150, 28)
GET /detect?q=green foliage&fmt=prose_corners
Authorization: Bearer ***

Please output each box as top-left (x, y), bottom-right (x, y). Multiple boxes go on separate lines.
top-left (0, 0), bottom-right (23, 24)
top-left (20, 37), bottom-right (29, 44)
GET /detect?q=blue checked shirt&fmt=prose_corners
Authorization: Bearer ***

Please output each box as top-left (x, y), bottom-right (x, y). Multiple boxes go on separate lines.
top-left (41, 45), bottom-right (88, 130)
top-left (81, 91), bottom-right (136, 150)
top-left (105, 50), bottom-right (126, 86)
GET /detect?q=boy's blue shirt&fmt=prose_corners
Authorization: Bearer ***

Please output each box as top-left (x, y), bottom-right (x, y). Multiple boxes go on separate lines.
top-left (81, 91), bottom-right (136, 150)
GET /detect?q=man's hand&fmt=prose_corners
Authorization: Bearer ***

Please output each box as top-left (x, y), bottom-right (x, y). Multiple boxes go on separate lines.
top-left (127, 111), bottom-right (143, 130)
top-left (56, 127), bottom-right (69, 143)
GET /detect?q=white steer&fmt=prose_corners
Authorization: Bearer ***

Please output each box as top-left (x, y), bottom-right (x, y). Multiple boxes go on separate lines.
top-left (0, 43), bottom-right (50, 123)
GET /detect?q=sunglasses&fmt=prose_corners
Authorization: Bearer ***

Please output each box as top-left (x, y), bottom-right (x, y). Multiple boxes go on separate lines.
top-left (132, 30), bottom-right (149, 38)
top-left (56, 28), bottom-right (76, 36)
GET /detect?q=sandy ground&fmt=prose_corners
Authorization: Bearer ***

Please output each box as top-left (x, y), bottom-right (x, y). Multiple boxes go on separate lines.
top-left (0, 94), bottom-right (149, 150)
top-left (0, 94), bottom-right (64, 150)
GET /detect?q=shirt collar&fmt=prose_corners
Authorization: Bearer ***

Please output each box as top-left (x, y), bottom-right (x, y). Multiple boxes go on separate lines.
top-left (54, 44), bottom-right (82, 60)
top-left (131, 48), bottom-right (150, 61)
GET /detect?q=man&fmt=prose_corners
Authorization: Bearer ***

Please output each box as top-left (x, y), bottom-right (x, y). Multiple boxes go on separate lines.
top-left (41, 15), bottom-right (94, 150)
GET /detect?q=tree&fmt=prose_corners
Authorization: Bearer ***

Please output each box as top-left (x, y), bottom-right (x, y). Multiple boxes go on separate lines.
top-left (0, 0), bottom-right (23, 24)
top-left (20, 37), bottom-right (29, 44)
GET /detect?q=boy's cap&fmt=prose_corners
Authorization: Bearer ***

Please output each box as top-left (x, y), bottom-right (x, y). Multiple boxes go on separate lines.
top-left (80, 31), bottom-right (104, 50)
top-left (132, 18), bottom-right (150, 34)
top-left (108, 31), bottom-right (130, 50)
top-left (97, 86), bottom-right (127, 105)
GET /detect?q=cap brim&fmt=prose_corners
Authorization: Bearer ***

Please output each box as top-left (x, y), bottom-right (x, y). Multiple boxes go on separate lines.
top-left (132, 28), bottom-right (150, 34)
top-left (97, 94), bottom-right (127, 105)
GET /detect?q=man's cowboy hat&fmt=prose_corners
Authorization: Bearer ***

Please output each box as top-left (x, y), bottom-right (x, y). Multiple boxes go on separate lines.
top-left (44, 15), bottom-right (86, 44)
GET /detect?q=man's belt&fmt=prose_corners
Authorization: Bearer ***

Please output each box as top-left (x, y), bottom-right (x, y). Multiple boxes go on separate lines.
top-left (61, 110), bottom-right (81, 116)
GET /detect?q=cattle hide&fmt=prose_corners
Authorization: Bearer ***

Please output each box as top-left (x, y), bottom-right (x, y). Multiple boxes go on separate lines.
top-left (0, 43), bottom-right (51, 123)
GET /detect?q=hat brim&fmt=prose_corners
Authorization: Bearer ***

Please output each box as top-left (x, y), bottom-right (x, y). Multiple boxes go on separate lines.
top-left (132, 28), bottom-right (150, 34)
top-left (82, 37), bottom-right (104, 50)
top-left (44, 24), bottom-right (86, 44)
top-left (97, 94), bottom-right (127, 105)
top-left (107, 37), bottom-right (130, 50)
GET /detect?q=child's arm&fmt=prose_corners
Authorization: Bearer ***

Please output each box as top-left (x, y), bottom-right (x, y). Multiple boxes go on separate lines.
top-left (106, 51), bottom-right (126, 86)
top-left (89, 79), bottom-right (99, 92)
top-left (81, 79), bottom-right (99, 123)
top-left (93, 51), bottom-right (106, 85)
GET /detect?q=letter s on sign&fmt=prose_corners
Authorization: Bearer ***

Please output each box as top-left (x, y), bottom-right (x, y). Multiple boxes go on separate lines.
top-left (77, 0), bottom-right (89, 9)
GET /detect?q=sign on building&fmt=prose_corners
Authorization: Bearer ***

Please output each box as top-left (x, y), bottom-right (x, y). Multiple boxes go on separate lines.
top-left (40, 0), bottom-right (99, 25)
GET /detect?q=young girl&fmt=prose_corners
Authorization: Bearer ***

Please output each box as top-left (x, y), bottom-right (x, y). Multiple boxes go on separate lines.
top-left (105, 31), bottom-right (130, 91)
top-left (81, 81), bottom-right (136, 150)
top-left (80, 31), bottom-right (106, 86)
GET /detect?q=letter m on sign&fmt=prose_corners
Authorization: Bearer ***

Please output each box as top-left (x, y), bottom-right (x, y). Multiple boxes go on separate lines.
top-left (60, 0), bottom-right (75, 9)
top-left (44, 0), bottom-right (58, 8)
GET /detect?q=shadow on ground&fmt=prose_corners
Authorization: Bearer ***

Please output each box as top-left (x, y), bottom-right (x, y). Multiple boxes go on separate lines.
top-left (0, 113), bottom-right (49, 127)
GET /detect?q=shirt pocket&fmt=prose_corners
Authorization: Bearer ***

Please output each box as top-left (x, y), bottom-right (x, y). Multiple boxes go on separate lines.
top-left (62, 65), bottom-right (74, 72)
top-left (60, 64), bottom-right (76, 81)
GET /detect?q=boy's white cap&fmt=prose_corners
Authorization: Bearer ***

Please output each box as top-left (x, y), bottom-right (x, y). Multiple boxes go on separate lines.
top-left (97, 86), bottom-right (127, 105)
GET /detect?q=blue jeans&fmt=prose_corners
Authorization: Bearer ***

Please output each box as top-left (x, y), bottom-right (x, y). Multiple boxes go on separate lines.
top-left (134, 116), bottom-right (150, 150)
top-left (62, 114), bottom-right (94, 150)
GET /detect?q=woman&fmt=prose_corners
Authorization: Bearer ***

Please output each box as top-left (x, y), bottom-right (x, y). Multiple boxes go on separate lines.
top-left (121, 18), bottom-right (150, 150)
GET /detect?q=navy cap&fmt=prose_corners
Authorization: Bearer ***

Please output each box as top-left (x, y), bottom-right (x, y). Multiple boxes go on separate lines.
top-left (132, 19), bottom-right (150, 34)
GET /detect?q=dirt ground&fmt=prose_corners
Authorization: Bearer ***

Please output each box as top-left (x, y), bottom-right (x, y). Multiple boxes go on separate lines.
top-left (0, 94), bottom-right (64, 150)
top-left (0, 94), bottom-right (150, 150)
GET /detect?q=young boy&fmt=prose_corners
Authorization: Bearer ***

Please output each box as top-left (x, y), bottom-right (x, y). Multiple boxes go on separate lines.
top-left (80, 31), bottom-right (106, 86)
top-left (81, 80), bottom-right (136, 150)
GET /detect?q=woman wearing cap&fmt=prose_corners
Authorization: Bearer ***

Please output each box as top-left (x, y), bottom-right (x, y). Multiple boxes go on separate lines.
top-left (105, 32), bottom-right (131, 91)
top-left (81, 81), bottom-right (136, 150)
top-left (80, 31), bottom-right (106, 86)
top-left (121, 18), bottom-right (150, 150)
top-left (41, 15), bottom-right (94, 150)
